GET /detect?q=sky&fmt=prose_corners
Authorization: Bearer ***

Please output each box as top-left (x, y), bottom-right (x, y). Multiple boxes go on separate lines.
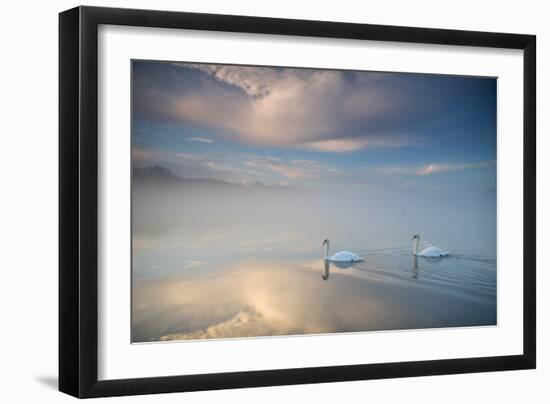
top-left (132, 60), bottom-right (496, 193)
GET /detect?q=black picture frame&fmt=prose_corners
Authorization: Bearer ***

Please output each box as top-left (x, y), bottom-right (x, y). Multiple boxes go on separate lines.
top-left (59, 5), bottom-right (536, 398)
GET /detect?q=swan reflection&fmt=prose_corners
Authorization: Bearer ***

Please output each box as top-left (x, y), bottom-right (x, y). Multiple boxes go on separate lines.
top-left (322, 260), bottom-right (330, 281)
top-left (321, 259), bottom-right (354, 281)
top-left (413, 255), bottom-right (445, 279)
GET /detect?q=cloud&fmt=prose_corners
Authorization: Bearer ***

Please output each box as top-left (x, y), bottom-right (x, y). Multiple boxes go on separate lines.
top-left (132, 148), bottom-right (157, 161)
top-left (244, 156), bottom-right (331, 179)
top-left (170, 68), bottom-right (350, 145)
top-left (373, 160), bottom-right (496, 176)
top-left (303, 135), bottom-right (420, 153)
top-left (133, 147), bottom-right (335, 183)
top-left (180, 63), bottom-right (281, 98)
top-left (134, 62), bottom-right (420, 151)
top-left (186, 137), bottom-right (214, 144)
top-left (174, 152), bottom-right (207, 161)
top-left (182, 260), bottom-right (204, 269)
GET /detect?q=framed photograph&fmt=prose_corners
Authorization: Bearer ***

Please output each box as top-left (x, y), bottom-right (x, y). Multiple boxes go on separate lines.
top-left (59, 6), bottom-right (536, 398)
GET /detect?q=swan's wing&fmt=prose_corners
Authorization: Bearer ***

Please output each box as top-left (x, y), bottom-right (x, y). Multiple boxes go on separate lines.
top-left (329, 251), bottom-right (350, 261)
top-left (419, 246), bottom-right (449, 257)
top-left (351, 253), bottom-right (363, 261)
top-left (330, 251), bottom-right (362, 262)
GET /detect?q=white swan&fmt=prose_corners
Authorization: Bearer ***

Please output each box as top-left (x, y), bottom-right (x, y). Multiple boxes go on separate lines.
top-left (322, 239), bottom-right (362, 262)
top-left (412, 234), bottom-right (450, 257)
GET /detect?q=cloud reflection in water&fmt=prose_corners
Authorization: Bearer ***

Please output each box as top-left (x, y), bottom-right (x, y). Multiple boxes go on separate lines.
top-left (132, 255), bottom-right (496, 342)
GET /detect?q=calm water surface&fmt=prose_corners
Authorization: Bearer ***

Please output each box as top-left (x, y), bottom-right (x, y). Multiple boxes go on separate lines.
top-left (132, 230), bottom-right (496, 342)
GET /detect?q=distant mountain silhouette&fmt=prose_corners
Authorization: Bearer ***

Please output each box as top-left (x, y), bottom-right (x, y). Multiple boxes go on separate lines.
top-left (133, 165), bottom-right (291, 190)
top-left (133, 165), bottom-right (181, 184)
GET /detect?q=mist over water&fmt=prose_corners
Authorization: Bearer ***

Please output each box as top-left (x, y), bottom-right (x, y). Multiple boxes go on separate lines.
top-left (131, 167), bottom-right (496, 342)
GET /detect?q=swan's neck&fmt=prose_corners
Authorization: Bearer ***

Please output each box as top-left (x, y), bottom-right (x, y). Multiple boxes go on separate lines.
top-left (324, 241), bottom-right (330, 259)
top-left (413, 238), bottom-right (419, 256)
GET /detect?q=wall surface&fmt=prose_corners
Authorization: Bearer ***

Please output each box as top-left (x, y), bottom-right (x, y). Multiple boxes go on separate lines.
top-left (0, 0), bottom-right (547, 402)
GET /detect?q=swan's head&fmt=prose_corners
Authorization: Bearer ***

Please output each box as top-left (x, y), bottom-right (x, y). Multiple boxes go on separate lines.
top-left (412, 234), bottom-right (420, 240)
top-left (322, 239), bottom-right (329, 246)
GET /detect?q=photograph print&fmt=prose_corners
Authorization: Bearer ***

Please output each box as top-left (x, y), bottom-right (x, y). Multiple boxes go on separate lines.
top-left (131, 60), bottom-right (497, 343)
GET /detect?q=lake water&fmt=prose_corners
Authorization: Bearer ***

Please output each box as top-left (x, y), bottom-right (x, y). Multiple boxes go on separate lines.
top-left (131, 170), bottom-right (497, 343)
top-left (132, 232), bottom-right (496, 343)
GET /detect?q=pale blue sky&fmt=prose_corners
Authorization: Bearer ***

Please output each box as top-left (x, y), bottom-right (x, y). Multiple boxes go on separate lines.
top-left (132, 60), bottom-right (496, 192)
